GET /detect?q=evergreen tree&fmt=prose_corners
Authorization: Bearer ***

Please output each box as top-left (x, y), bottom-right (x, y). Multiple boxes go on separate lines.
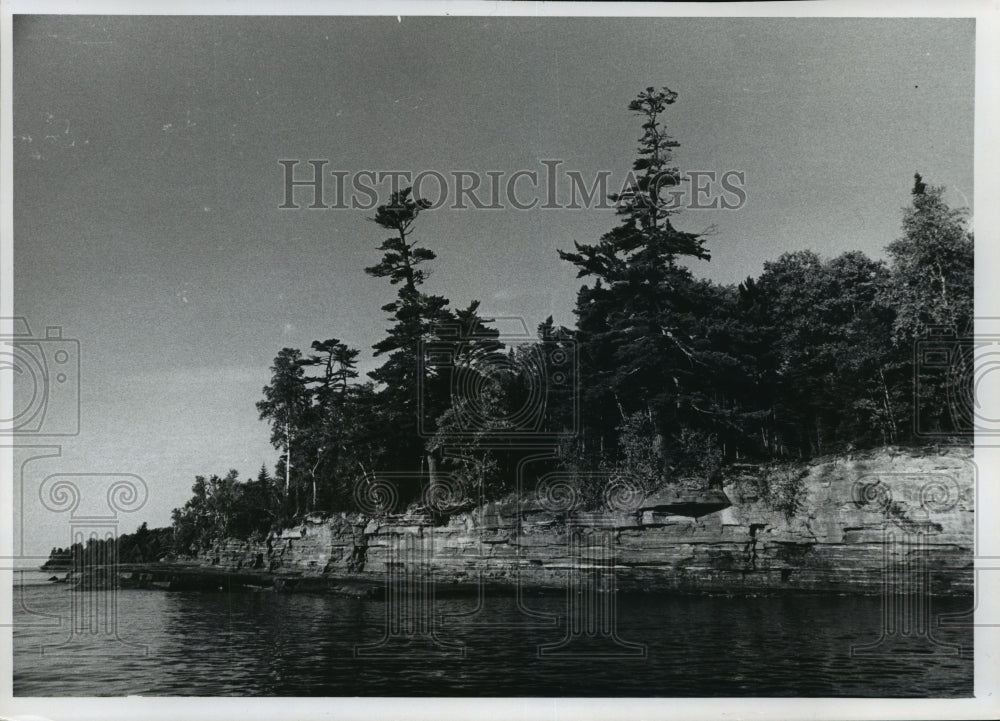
top-left (558, 87), bottom-right (719, 482)
top-left (256, 348), bottom-right (312, 514)
top-left (300, 338), bottom-right (361, 510)
top-left (364, 188), bottom-right (456, 503)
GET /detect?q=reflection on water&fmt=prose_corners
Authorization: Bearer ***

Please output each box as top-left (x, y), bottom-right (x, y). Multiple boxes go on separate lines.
top-left (13, 581), bottom-right (973, 697)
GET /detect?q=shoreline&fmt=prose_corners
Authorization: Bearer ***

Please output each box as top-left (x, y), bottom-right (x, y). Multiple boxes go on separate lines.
top-left (45, 559), bottom-right (974, 599)
top-left (40, 447), bottom-right (976, 599)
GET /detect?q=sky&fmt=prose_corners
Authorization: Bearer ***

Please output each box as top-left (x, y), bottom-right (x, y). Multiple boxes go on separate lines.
top-left (10, 15), bottom-right (974, 554)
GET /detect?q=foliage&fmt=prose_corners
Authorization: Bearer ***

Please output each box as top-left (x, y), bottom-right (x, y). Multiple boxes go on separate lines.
top-left (168, 89), bottom-right (972, 544)
top-left (602, 411), bottom-right (665, 497)
top-left (669, 428), bottom-right (724, 488)
top-left (752, 464), bottom-right (809, 518)
top-left (884, 174), bottom-right (973, 343)
top-left (42, 522), bottom-right (176, 569)
top-left (170, 469), bottom-right (281, 554)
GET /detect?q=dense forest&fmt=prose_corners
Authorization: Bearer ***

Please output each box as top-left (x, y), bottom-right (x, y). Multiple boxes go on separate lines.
top-left (166, 87), bottom-right (973, 554)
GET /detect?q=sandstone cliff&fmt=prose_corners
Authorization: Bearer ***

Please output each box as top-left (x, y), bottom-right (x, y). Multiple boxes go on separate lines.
top-left (197, 446), bottom-right (974, 595)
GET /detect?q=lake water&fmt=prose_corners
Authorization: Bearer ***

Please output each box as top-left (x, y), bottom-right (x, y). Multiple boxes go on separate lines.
top-left (12, 573), bottom-right (973, 697)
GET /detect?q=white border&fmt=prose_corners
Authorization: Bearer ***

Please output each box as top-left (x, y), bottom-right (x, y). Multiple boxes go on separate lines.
top-left (1, 1), bottom-right (998, 720)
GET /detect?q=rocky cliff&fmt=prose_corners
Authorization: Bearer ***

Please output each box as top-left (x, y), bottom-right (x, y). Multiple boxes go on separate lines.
top-left (197, 446), bottom-right (974, 595)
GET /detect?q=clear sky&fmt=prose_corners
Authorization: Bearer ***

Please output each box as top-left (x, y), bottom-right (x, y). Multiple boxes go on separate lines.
top-left (12, 16), bottom-right (974, 554)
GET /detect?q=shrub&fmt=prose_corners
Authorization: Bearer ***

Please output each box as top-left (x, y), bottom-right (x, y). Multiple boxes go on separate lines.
top-left (755, 463), bottom-right (808, 518)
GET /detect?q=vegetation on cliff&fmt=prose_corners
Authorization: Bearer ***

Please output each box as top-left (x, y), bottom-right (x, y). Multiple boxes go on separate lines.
top-left (165, 86), bottom-right (972, 555)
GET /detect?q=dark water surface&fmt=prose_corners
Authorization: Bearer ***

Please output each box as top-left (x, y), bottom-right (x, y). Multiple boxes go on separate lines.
top-left (13, 578), bottom-right (973, 697)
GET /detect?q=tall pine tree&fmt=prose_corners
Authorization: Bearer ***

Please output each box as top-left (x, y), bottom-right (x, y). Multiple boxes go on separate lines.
top-left (364, 188), bottom-right (456, 502)
top-left (558, 87), bottom-right (720, 480)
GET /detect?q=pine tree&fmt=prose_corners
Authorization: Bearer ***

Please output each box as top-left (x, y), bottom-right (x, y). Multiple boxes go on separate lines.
top-left (364, 188), bottom-right (456, 502)
top-left (558, 87), bottom-right (717, 475)
top-left (299, 338), bottom-right (362, 509)
top-left (256, 348), bottom-right (312, 513)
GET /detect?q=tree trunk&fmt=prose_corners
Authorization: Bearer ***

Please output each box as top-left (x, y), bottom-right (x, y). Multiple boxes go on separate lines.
top-left (426, 450), bottom-right (440, 501)
top-left (284, 421), bottom-right (291, 494)
top-left (878, 366), bottom-right (899, 443)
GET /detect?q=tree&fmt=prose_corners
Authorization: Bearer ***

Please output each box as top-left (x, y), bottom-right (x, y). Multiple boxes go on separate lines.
top-left (232, 465), bottom-right (281, 539)
top-left (884, 174), bottom-right (974, 343)
top-left (256, 348), bottom-right (312, 511)
top-left (559, 87), bottom-right (710, 278)
top-left (747, 249), bottom-right (901, 456)
top-left (364, 188), bottom-right (458, 503)
top-left (300, 338), bottom-right (361, 509)
top-left (883, 174), bottom-right (974, 437)
top-left (558, 87), bottom-right (719, 484)
top-left (429, 314), bottom-right (566, 503)
top-left (823, 251), bottom-right (900, 447)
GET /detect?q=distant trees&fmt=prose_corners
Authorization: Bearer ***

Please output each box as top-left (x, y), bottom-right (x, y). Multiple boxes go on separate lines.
top-left (43, 522), bottom-right (175, 569)
top-left (172, 471), bottom-right (243, 551)
top-left (167, 89), bottom-right (972, 550)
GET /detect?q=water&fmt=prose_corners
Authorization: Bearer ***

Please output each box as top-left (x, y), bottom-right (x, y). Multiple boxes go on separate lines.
top-left (12, 578), bottom-right (973, 697)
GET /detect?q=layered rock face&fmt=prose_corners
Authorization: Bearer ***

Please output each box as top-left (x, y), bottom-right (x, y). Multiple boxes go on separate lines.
top-left (200, 447), bottom-right (974, 595)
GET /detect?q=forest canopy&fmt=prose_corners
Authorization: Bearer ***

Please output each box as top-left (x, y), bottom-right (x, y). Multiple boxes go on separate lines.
top-left (169, 87), bottom-right (974, 553)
